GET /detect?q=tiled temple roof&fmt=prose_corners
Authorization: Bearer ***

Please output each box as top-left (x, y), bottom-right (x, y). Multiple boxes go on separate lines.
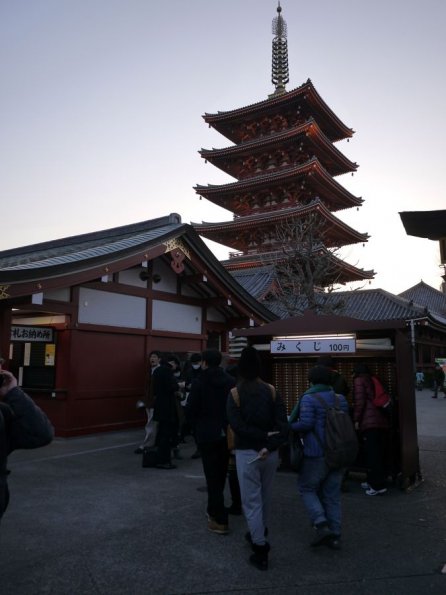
top-left (0, 214), bottom-right (184, 281)
top-left (230, 267), bottom-right (277, 301)
top-left (0, 213), bottom-right (278, 324)
top-left (399, 281), bottom-right (446, 318)
top-left (261, 286), bottom-right (446, 324)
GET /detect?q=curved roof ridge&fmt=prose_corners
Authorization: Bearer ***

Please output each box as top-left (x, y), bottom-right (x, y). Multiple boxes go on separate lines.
top-left (193, 199), bottom-right (369, 243)
top-left (195, 157), bottom-right (361, 202)
top-left (0, 214), bottom-right (182, 260)
top-left (203, 80), bottom-right (353, 138)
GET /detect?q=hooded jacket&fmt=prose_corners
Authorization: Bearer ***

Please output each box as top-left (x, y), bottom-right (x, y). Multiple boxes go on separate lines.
top-left (186, 366), bottom-right (235, 444)
top-left (353, 374), bottom-right (390, 431)
top-left (1, 387), bottom-right (54, 520)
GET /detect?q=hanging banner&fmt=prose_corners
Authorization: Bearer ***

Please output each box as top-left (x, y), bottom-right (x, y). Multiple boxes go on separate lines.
top-left (271, 337), bottom-right (356, 354)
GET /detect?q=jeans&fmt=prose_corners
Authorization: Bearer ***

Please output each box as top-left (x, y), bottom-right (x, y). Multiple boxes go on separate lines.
top-left (200, 438), bottom-right (229, 525)
top-left (236, 448), bottom-right (279, 546)
top-left (298, 457), bottom-right (343, 536)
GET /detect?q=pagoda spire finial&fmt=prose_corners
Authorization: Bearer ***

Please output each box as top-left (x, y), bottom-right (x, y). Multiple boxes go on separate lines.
top-left (271, 1), bottom-right (289, 97)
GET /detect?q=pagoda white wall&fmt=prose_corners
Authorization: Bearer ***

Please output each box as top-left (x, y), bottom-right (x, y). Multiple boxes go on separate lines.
top-left (43, 287), bottom-right (71, 302)
top-left (118, 267), bottom-right (147, 288)
top-left (78, 287), bottom-right (146, 328)
top-left (152, 260), bottom-right (177, 293)
top-left (152, 300), bottom-right (202, 334)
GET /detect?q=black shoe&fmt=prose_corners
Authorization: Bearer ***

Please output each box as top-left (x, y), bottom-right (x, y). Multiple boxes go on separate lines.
top-left (155, 463), bottom-right (177, 470)
top-left (249, 543), bottom-right (270, 571)
top-left (134, 447), bottom-right (143, 454)
top-left (325, 535), bottom-right (342, 550)
top-left (311, 523), bottom-right (335, 547)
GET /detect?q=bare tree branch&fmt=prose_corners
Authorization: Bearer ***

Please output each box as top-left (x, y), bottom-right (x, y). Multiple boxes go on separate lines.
top-left (262, 213), bottom-right (348, 316)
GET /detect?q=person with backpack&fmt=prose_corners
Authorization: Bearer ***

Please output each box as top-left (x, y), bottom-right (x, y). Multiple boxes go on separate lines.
top-left (0, 366), bottom-right (54, 523)
top-left (353, 363), bottom-right (390, 496)
top-left (227, 347), bottom-right (288, 570)
top-left (316, 355), bottom-right (350, 398)
top-left (289, 365), bottom-right (352, 550)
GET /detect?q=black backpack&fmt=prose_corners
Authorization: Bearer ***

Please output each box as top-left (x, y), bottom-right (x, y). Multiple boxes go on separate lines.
top-left (312, 393), bottom-right (358, 469)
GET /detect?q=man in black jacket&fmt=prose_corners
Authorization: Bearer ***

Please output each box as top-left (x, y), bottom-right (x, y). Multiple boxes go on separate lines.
top-left (0, 368), bottom-right (54, 522)
top-left (186, 350), bottom-right (235, 535)
top-left (151, 352), bottom-right (179, 469)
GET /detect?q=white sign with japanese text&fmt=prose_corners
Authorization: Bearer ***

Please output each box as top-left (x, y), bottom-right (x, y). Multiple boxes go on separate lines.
top-left (271, 338), bottom-right (356, 354)
top-left (10, 325), bottom-right (54, 343)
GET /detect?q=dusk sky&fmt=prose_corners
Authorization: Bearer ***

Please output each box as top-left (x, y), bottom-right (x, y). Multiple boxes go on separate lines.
top-left (1, 0), bottom-right (445, 295)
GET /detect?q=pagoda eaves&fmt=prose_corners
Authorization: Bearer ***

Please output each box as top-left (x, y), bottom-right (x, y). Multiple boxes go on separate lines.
top-left (200, 118), bottom-right (358, 180)
top-left (204, 80), bottom-right (354, 144)
top-left (222, 249), bottom-right (375, 285)
top-left (195, 157), bottom-right (363, 215)
top-left (193, 200), bottom-right (368, 251)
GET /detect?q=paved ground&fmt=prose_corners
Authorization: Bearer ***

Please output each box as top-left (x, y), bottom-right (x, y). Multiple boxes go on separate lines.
top-left (1, 388), bottom-right (446, 594)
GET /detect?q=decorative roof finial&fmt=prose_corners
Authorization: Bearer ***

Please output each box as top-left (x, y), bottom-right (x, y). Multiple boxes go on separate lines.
top-left (271, 1), bottom-right (289, 96)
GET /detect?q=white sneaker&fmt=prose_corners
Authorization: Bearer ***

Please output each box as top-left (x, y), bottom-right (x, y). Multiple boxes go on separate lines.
top-left (360, 482), bottom-right (370, 490)
top-left (366, 487), bottom-right (387, 496)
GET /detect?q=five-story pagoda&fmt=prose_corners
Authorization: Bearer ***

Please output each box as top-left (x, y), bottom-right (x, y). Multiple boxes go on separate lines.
top-left (193, 2), bottom-right (374, 303)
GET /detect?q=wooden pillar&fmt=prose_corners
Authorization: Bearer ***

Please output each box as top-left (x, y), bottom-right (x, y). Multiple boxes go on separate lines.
top-left (0, 307), bottom-right (11, 363)
top-left (395, 328), bottom-right (420, 486)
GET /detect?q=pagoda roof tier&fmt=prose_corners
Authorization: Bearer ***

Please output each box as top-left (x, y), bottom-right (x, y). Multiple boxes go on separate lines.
top-left (199, 118), bottom-right (358, 180)
top-left (221, 249), bottom-right (375, 284)
top-left (203, 79), bottom-right (353, 144)
top-left (192, 200), bottom-right (369, 252)
top-left (194, 157), bottom-right (362, 214)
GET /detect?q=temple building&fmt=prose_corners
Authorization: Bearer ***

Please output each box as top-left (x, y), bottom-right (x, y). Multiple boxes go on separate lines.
top-left (0, 214), bottom-right (275, 435)
top-left (193, 3), bottom-right (374, 302)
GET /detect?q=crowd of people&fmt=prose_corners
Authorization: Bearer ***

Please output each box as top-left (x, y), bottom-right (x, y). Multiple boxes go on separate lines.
top-left (3, 342), bottom-right (442, 571)
top-left (131, 347), bottom-right (401, 571)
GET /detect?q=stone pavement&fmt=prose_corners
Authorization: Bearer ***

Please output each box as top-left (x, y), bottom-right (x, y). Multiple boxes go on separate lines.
top-left (1, 388), bottom-right (446, 594)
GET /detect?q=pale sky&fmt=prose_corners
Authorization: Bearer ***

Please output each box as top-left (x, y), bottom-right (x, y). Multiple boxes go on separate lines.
top-left (1, 0), bottom-right (445, 295)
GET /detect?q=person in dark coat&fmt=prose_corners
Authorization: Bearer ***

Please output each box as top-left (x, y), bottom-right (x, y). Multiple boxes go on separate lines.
top-left (151, 352), bottom-right (179, 469)
top-left (353, 363), bottom-right (390, 495)
top-left (432, 363), bottom-right (445, 398)
top-left (1, 367), bottom-right (54, 522)
top-left (186, 349), bottom-right (235, 535)
top-left (182, 353), bottom-right (202, 456)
